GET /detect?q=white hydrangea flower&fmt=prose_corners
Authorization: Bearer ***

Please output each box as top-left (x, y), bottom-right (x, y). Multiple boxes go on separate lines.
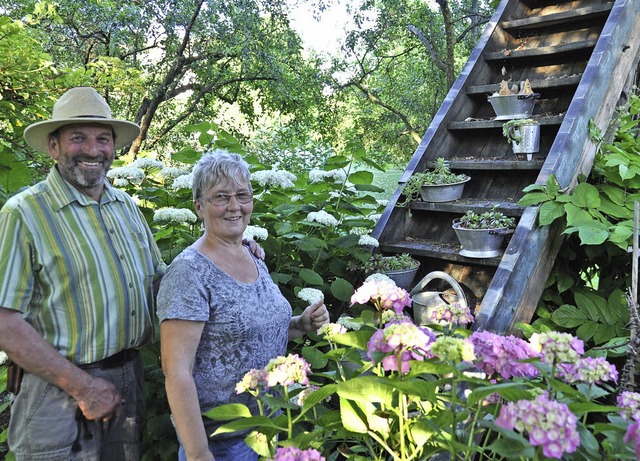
top-left (365, 273), bottom-right (396, 284)
top-left (307, 210), bottom-right (338, 226)
top-left (297, 287), bottom-right (324, 304)
top-left (358, 235), bottom-right (379, 247)
top-left (308, 169), bottom-right (347, 184)
top-left (113, 178), bottom-right (129, 188)
top-left (0, 351), bottom-right (7, 365)
top-left (251, 169), bottom-right (297, 188)
top-left (153, 207), bottom-right (197, 224)
top-left (368, 213), bottom-right (382, 223)
top-left (107, 166), bottom-right (145, 185)
top-left (377, 199), bottom-right (389, 207)
top-left (243, 225), bottom-right (269, 241)
top-left (336, 315), bottom-right (363, 331)
top-left (160, 167), bottom-right (190, 180)
top-left (291, 194), bottom-right (304, 202)
top-left (172, 172), bottom-right (194, 190)
top-left (129, 158), bottom-right (164, 170)
top-left (349, 227), bottom-right (370, 236)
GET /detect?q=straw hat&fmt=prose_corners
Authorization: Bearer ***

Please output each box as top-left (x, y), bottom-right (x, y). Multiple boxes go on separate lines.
top-left (23, 87), bottom-right (141, 154)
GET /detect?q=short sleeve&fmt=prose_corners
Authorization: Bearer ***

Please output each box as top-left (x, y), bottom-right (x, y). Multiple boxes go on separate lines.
top-left (156, 254), bottom-right (210, 322)
top-left (0, 207), bottom-right (34, 311)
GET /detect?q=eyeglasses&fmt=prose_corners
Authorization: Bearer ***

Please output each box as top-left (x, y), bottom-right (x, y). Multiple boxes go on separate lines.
top-left (200, 192), bottom-right (254, 206)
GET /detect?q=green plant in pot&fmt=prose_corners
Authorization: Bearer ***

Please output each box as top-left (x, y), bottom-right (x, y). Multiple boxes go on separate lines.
top-left (363, 253), bottom-right (420, 290)
top-left (452, 206), bottom-right (516, 258)
top-left (502, 118), bottom-right (540, 159)
top-left (399, 158), bottom-right (470, 205)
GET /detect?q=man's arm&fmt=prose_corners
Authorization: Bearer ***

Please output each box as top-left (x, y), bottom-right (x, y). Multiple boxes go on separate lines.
top-left (0, 307), bottom-right (123, 421)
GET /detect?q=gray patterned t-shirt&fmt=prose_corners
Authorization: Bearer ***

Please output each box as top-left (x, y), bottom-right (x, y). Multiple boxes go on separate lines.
top-left (156, 246), bottom-right (292, 435)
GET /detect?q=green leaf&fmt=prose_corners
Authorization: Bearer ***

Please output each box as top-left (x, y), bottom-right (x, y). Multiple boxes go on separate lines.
top-left (538, 201), bottom-right (565, 225)
top-left (331, 277), bottom-right (354, 302)
top-left (301, 345), bottom-right (328, 368)
top-left (348, 170), bottom-right (374, 185)
top-left (203, 403), bottom-right (252, 420)
top-left (330, 330), bottom-right (372, 350)
top-left (571, 219), bottom-right (609, 245)
top-left (338, 397), bottom-right (369, 433)
top-left (336, 376), bottom-right (394, 405)
top-left (517, 192), bottom-right (549, 207)
top-left (551, 304), bottom-right (588, 328)
top-left (570, 183), bottom-right (601, 208)
top-left (171, 147), bottom-right (200, 164)
top-left (299, 268), bottom-right (324, 285)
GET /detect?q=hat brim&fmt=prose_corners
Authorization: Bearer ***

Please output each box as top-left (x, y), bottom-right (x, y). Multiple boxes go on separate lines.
top-left (24, 118), bottom-right (141, 154)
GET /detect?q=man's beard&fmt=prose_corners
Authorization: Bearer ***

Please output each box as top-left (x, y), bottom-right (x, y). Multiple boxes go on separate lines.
top-left (57, 155), bottom-right (112, 189)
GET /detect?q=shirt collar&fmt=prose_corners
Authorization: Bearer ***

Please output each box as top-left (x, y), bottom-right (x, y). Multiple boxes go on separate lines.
top-left (47, 166), bottom-right (122, 210)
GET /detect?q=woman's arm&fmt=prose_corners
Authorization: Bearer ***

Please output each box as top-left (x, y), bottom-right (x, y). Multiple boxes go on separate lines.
top-left (161, 319), bottom-right (214, 461)
top-left (288, 300), bottom-right (330, 340)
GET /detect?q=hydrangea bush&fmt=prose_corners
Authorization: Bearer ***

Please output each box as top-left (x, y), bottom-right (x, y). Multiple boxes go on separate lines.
top-left (202, 278), bottom-right (636, 460)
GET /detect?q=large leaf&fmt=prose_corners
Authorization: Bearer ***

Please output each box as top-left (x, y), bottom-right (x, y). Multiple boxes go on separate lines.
top-left (299, 268), bottom-right (324, 285)
top-left (331, 277), bottom-right (354, 302)
top-left (348, 170), bottom-right (374, 185)
top-left (203, 403), bottom-right (252, 420)
top-left (336, 376), bottom-right (394, 405)
top-left (570, 183), bottom-right (601, 208)
top-left (551, 304), bottom-right (588, 328)
top-left (538, 201), bottom-right (565, 225)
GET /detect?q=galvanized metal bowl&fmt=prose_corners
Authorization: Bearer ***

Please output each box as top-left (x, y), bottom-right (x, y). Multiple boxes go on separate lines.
top-left (488, 93), bottom-right (540, 120)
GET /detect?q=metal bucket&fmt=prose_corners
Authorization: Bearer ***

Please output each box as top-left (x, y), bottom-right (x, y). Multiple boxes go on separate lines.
top-left (488, 93), bottom-right (540, 120)
top-left (410, 271), bottom-right (468, 326)
top-left (452, 221), bottom-right (512, 258)
top-left (418, 177), bottom-right (470, 202)
top-left (510, 124), bottom-right (540, 154)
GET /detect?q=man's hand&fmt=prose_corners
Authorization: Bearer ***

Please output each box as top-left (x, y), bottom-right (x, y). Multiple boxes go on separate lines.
top-left (243, 238), bottom-right (265, 260)
top-left (73, 375), bottom-right (123, 421)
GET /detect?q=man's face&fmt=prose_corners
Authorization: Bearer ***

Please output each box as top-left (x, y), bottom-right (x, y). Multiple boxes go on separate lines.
top-left (48, 123), bottom-right (115, 197)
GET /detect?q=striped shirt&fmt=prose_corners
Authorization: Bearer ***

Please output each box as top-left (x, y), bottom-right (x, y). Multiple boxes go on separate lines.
top-left (0, 167), bottom-right (166, 365)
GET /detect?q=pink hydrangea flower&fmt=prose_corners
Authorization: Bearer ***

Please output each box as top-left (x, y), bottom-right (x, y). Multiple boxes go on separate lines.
top-left (350, 280), bottom-right (412, 314)
top-left (235, 368), bottom-right (267, 394)
top-left (496, 392), bottom-right (580, 459)
top-left (429, 301), bottom-right (474, 325)
top-left (367, 320), bottom-right (436, 374)
top-left (270, 446), bottom-right (325, 461)
top-left (555, 357), bottom-right (618, 384)
top-left (264, 354), bottom-right (312, 388)
top-left (469, 330), bottom-right (539, 379)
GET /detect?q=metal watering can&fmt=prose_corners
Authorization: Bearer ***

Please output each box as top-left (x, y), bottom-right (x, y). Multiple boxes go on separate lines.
top-left (409, 271), bottom-right (468, 326)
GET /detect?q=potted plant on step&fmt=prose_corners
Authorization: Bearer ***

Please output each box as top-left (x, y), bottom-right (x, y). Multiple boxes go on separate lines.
top-left (399, 158), bottom-right (470, 205)
top-left (488, 79), bottom-right (540, 120)
top-left (452, 206), bottom-right (516, 258)
top-left (364, 253), bottom-right (420, 290)
top-left (502, 118), bottom-right (540, 160)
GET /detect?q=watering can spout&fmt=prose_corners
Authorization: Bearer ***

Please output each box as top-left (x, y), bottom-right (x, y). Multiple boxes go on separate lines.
top-left (410, 271), bottom-right (468, 326)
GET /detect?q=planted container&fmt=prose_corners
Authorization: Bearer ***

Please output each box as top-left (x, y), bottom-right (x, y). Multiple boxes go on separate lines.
top-left (488, 93), bottom-right (540, 120)
top-left (400, 158), bottom-right (470, 205)
top-left (502, 118), bottom-right (540, 159)
top-left (452, 207), bottom-right (516, 258)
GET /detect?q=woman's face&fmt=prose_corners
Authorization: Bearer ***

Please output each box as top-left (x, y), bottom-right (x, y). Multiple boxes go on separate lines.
top-left (194, 175), bottom-right (253, 242)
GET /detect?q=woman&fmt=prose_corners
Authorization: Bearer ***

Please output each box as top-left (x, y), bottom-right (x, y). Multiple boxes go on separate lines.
top-left (157, 150), bottom-right (329, 461)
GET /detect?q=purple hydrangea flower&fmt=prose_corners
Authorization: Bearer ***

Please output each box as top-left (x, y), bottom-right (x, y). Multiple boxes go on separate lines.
top-left (555, 357), bottom-right (618, 384)
top-left (624, 418), bottom-right (640, 459)
top-left (496, 392), bottom-right (580, 458)
top-left (270, 446), bottom-right (325, 461)
top-left (469, 331), bottom-right (539, 380)
top-left (529, 332), bottom-right (584, 366)
top-left (367, 320), bottom-right (436, 374)
top-left (264, 354), bottom-right (312, 388)
top-left (618, 391), bottom-right (640, 421)
top-left (429, 301), bottom-right (474, 325)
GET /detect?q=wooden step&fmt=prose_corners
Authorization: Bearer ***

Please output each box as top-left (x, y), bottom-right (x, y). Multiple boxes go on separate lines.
top-left (502, 4), bottom-right (613, 32)
top-left (406, 198), bottom-right (524, 217)
top-left (466, 75), bottom-right (581, 96)
top-left (425, 158), bottom-right (545, 171)
top-left (447, 115), bottom-right (563, 131)
top-left (380, 239), bottom-right (502, 267)
top-left (484, 39), bottom-right (598, 62)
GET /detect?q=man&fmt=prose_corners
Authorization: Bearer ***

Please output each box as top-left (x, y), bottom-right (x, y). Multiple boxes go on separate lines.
top-left (0, 87), bottom-right (165, 460)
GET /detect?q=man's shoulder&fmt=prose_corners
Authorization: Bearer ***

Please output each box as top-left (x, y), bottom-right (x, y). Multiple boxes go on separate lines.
top-left (2, 181), bottom-right (49, 212)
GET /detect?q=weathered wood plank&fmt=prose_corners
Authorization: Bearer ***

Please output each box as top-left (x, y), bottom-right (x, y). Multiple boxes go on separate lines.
top-left (466, 75), bottom-right (582, 96)
top-left (484, 39), bottom-right (598, 62)
top-left (379, 240), bottom-right (503, 267)
top-left (425, 159), bottom-right (545, 170)
top-left (502, 4), bottom-right (613, 31)
top-left (447, 115), bottom-right (563, 131)
top-left (406, 199), bottom-right (524, 216)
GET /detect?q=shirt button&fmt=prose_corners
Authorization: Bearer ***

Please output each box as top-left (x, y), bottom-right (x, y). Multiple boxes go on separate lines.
top-left (109, 229), bottom-right (115, 234)
top-left (131, 311), bottom-right (136, 317)
top-left (128, 282), bottom-right (133, 288)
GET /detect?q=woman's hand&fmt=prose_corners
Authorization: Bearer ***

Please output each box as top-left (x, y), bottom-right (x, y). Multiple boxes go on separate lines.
top-left (296, 300), bottom-right (330, 335)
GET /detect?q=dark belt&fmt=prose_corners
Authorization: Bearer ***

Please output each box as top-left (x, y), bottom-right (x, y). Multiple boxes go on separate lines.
top-left (79, 349), bottom-right (139, 370)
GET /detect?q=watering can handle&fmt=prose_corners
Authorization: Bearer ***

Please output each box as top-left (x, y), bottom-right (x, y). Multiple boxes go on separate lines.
top-left (409, 271), bottom-right (468, 308)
